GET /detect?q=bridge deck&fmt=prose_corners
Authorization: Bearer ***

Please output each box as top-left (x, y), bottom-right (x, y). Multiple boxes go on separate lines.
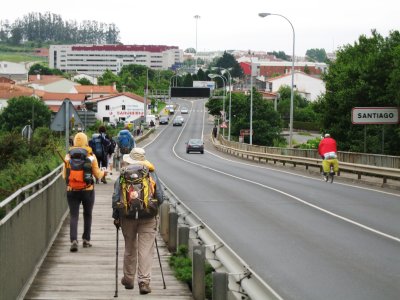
top-left (24, 173), bottom-right (193, 300)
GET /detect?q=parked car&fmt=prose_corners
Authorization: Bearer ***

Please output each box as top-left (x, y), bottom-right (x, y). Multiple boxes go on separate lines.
top-left (159, 116), bottom-right (169, 125)
top-left (181, 107), bottom-right (189, 114)
top-left (186, 139), bottom-right (204, 154)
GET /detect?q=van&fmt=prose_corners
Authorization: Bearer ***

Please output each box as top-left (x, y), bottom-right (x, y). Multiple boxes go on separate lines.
top-left (146, 114), bottom-right (156, 125)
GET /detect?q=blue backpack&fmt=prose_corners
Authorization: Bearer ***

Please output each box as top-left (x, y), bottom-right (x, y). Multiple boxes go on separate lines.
top-left (118, 129), bottom-right (134, 154)
top-left (90, 133), bottom-right (104, 159)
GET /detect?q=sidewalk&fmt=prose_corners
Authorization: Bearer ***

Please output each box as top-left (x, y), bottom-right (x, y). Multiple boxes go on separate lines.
top-left (24, 172), bottom-right (193, 300)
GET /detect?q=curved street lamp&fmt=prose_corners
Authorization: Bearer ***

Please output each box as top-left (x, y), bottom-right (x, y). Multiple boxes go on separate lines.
top-left (208, 73), bottom-right (227, 137)
top-left (213, 67), bottom-right (232, 141)
top-left (194, 15), bottom-right (201, 73)
top-left (259, 12), bottom-right (295, 148)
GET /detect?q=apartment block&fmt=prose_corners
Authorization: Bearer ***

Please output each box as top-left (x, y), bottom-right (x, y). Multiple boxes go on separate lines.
top-left (49, 44), bottom-right (184, 75)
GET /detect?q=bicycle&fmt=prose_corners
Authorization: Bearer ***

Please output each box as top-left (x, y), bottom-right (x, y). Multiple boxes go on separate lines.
top-left (323, 163), bottom-right (335, 183)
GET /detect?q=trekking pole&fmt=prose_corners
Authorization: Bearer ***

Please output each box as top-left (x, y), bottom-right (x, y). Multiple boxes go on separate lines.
top-left (155, 237), bottom-right (166, 289)
top-left (114, 227), bottom-right (119, 297)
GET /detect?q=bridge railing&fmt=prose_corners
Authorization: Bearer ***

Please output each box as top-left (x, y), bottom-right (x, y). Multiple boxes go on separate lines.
top-left (0, 165), bottom-right (67, 300)
top-left (159, 183), bottom-right (283, 300)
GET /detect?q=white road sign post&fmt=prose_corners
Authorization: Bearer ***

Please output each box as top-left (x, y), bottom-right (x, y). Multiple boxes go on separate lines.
top-left (352, 107), bottom-right (399, 153)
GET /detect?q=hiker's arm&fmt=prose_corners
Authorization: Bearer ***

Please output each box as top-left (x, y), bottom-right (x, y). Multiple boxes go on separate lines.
top-left (91, 156), bottom-right (106, 179)
top-left (151, 172), bottom-right (164, 204)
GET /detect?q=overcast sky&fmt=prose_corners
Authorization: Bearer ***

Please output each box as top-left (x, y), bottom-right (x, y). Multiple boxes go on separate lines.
top-left (1, 0), bottom-right (399, 56)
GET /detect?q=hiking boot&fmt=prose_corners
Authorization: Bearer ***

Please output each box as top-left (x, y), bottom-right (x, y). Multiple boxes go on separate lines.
top-left (83, 239), bottom-right (92, 248)
top-left (139, 282), bottom-right (151, 294)
top-left (70, 240), bottom-right (78, 252)
top-left (121, 277), bottom-right (134, 290)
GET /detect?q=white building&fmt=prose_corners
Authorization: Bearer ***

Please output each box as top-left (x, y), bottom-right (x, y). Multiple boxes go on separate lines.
top-left (93, 92), bottom-right (147, 124)
top-left (266, 71), bottom-right (325, 102)
top-left (49, 44), bottom-right (184, 75)
top-left (0, 61), bottom-right (29, 82)
top-left (27, 75), bottom-right (80, 93)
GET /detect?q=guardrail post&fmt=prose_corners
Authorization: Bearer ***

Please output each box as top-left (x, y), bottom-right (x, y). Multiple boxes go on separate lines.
top-left (159, 202), bottom-right (170, 243)
top-left (212, 272), bottom-right (228, 300)
top-left (168, 211), bottom-right (178, 253)
top-left (178, 225), bottom-right (189, 248)
top-left (192, 245), bottom-right (205, 300)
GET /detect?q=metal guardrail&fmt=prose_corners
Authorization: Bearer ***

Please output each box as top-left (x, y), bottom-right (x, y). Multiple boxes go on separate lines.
top-left (0, 165), bottom-right (68, 300)
top-left (219, 137), bottom-right (400, 169)
top-left (159, 183), bottom-right (283, 300)
top-left (215, 137), bottom-right (400, 185)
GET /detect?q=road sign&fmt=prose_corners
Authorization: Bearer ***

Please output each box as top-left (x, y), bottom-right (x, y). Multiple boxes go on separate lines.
top-left (352, 107), bottom-right (399, 124)
top-left (240, 129), bottom-right (253, 136)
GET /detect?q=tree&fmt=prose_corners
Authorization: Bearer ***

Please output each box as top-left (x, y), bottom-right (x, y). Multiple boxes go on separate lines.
top-left (320, 30), bottom-right (400, 155)
top-left (0, 96), bottom-right (52, 132)
top-left (183, 73), bottom-right (193, 87)
top-left (230, 89), bottom-right (283, 145)
top-left (306, 48), bottom-right (328, 62)
top-left (214, 51), bottom-right (244, 78)
top-left (98, 69), bottom-right (120, 89)
top-left (268, 51), bottom-right (289, 61)
top-left (75, 78), bottom-right (93, 85)
top-left (206, 90), bottom-right (283, 146)
top-left (28, 63), bottom-right (54, 75)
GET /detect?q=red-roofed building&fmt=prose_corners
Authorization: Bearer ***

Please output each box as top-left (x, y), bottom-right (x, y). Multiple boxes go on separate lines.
top-left (74, 84), bottom-right (117, 99)
top-left (49, 44), bottom-right (184, 75)
top-left (40, 92), bottom-right (87, 112)
top-left (90, 92), bottom-right (148, 124)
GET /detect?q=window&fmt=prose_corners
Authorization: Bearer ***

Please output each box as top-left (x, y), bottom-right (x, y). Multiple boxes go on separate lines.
top-left (122, 105), bottom-right (126, 110)
top-left (105, 105), bottom-right (110, 110)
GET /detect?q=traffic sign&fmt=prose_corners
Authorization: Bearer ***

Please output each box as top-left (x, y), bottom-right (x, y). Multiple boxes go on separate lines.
top-left (240, 129), bottom-right (253, 136)
top-left (352, 107), bottom-right (399, 124)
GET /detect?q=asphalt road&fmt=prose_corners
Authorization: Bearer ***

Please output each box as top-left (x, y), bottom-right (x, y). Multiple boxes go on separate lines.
top-left (140, 98), bottom-right (400, 300)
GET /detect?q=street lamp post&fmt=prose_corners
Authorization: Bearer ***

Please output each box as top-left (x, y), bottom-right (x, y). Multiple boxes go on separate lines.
top-left (194, 15), bottom-right (200, 74)
top-left (215, 68), bottom-right (232, 141)
top-left (144, 69), bottom-right (149, 124)
top-left (259, 12), bottom-right (295, 147)
top-left (208, 73), bottom-right (227, 137)
top-left (250, 57), bottom-right (254, 145)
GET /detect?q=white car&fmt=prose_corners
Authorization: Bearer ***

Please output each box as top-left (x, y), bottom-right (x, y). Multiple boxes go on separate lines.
top-left (181, 107), bottom-right (189, 114)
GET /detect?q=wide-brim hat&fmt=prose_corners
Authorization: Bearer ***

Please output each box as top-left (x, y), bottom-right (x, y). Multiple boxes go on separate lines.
top-left (123, 147), bottom-right (146, 164)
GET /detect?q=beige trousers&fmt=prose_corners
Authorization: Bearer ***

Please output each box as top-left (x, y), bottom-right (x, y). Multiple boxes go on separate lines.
top-left (120, 217), bottom-right (157, 285)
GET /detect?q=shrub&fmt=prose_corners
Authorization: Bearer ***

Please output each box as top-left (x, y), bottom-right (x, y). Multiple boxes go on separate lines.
top-left (169, 245), bottom-right (214, 299)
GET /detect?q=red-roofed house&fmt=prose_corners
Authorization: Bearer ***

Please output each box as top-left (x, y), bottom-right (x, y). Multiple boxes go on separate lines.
top-left (266, 71), bottom-right (325, 102)
top-left (90, 92), bottom-right (148, 124)
top-left (0, 83), bottom-right (38, 111)
top-left (28, 75), bottom-right (80, 93)
top-left (40, 92), bottom-right (87, 112)
top-left (74, 84), bottom-right (118, 99)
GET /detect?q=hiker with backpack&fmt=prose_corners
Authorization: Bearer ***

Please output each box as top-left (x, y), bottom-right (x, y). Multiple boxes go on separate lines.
top-left (89, 125), bottom-right (112, 184)
top-left (115, 126), bottom-right (135, 167)
top-left (112, 147), bottom-right (164, 295)
top-left (62, 132), bottom-right (107, 252)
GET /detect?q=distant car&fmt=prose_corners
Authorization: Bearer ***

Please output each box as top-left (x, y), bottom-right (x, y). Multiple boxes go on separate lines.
top-left (159, 116), bottom-right (169, 125)
top-left (186, 139), bottom-right (204, 154)
top-left (181, 107), bottom-right (189, 114)
top-left (173, 116), bottom-right (184, 126)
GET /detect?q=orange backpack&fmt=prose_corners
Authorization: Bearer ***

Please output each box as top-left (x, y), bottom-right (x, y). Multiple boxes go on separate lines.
top-left (66, 148), bottom-right (93, 190)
